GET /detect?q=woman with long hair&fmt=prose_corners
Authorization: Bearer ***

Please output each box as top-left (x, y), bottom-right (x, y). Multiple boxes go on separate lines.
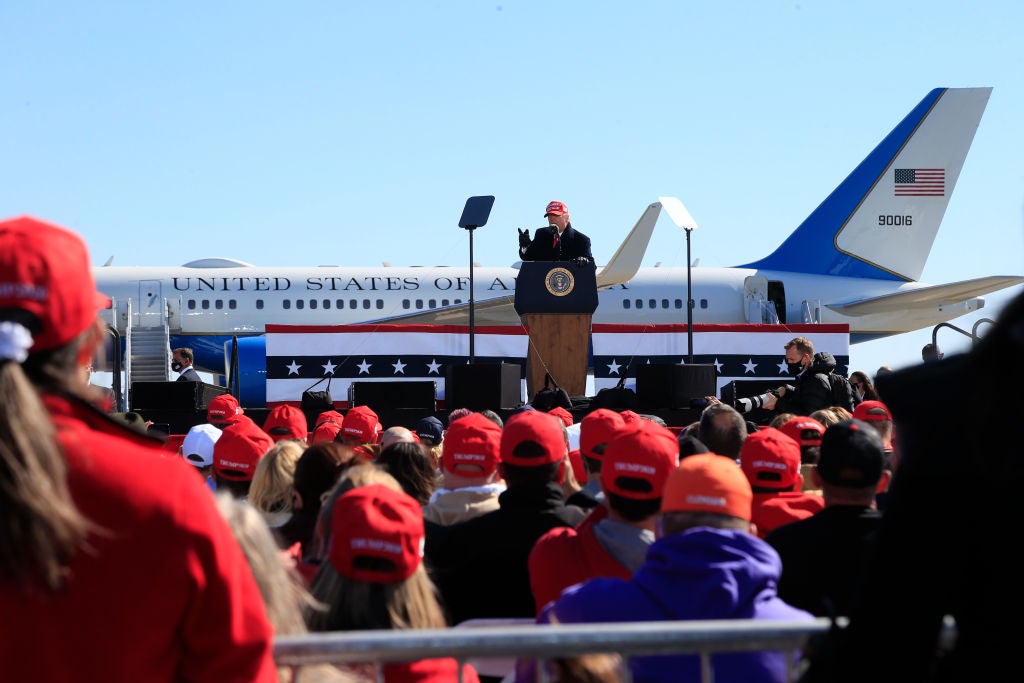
top-left (0, 217), bottom-right (275, 681)
top-left (849, 370), bottom-right (881, 403)
top-left (308, 483), bottom-right (480, 682)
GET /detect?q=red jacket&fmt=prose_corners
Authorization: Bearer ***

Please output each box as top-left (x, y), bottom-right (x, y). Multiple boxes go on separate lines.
top-left (0, 394), bottom-right (277, 683)
top-left (529, 522), bottom-right (633, 615)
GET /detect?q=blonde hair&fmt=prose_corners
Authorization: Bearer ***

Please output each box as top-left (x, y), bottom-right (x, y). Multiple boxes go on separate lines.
top-left (0, 323), bottom-right (94, 592)
top-left (305, 464), bottom-right (450, 633)
top-left (214, 493), bottom-right (358, 683)
top-left (248, 439), bottom-right (304, 522)
top-left (308, 563), bottom-right (448, 632)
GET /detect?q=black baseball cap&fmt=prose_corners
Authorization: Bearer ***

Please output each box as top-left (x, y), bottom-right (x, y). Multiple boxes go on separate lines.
top-left (817, 419), bottom-right (885, 488)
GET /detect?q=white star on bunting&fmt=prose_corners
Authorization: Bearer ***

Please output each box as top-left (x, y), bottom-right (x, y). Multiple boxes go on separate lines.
top-left (607, 359), bottom-right (621, 375)
top-left (286, 360), bottom-right (301, 375)
top-left (392, 359), bottom-right (407, 374)
top-left (321, 360), bottom-right (337, 375)
top-left (743, 359), bottom-right (757, 374)
top-left (426, 359), bottom-right (442, 375)
top-left (357, 359), bottom-right (372, 375)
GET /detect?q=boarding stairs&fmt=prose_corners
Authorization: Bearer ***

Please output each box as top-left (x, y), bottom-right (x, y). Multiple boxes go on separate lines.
top-left (125, 297), bottom-right (171, 385)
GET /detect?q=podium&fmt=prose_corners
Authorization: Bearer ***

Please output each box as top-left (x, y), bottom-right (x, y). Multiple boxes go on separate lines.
top-left (514, 260), bottom-right (598, 398)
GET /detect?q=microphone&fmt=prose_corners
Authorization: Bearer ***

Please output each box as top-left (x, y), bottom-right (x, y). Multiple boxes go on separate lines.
top-left (548, 224), bottom-right (558, 235)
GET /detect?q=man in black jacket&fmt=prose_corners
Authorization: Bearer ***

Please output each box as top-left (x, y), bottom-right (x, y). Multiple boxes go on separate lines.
top-left (425, 409), bottom-right (587, 624)
top-left (517, 201), bottom-right (594, 263)
top-left (772, 337), bottom-right (834, 416)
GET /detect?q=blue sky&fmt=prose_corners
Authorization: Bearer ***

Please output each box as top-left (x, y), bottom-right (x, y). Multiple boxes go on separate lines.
top-left (3, 1), bottom-right (1023, 378)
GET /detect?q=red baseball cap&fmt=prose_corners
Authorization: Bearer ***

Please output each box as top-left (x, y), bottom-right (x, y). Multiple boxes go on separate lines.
top-left (262, 404), bottom-right (308, 442)
top-left (0, 216), bottom-right (111, 352)
top-left (544, 201), bottom-right (568, 217)
top-left (778, 416), bottom-right (825, 448)
top-left (213, 416), bottom-right (275, 481)
top-left (341, 405), bottom-right (382, 444)
top-left (852, 400), bottom-right (892, 422)
top-left (441, 412), bottom-right (502, 478)
top-left (311, 410), bottom-right (345, 444)
top-left (601, 420), bottom-right (679, 500)
top-left (500, 410), bottom-right (567, 467)
top-left (739, 427), bottom-right (802, 491)
top-left (579, 408), bottom-right (626, 460)
top-left (207, 394), bottom-right (244, 426)
top-left (329, 484), bottom-right (424, 584)
top-left (662, 454), bottom-right (752, 521)
top-left (548, 406), bottom-right (573, 428)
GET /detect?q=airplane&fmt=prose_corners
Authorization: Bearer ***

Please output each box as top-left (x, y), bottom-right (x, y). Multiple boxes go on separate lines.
top-left (94, 86), bottom-right (1023, 391)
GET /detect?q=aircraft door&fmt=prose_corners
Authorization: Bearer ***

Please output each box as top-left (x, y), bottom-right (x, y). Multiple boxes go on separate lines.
top-left (136, 280), bottom-right (164, 328)
top-left (743, 276), bottom-right (780, 324)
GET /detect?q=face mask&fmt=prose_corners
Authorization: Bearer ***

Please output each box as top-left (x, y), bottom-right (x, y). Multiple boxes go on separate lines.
top-left (171, 361), bottom-right (183, 372)
top-left (787, 361), bottom-right (803, 375)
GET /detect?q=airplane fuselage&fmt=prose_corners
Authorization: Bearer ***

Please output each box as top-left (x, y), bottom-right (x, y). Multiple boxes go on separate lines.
top-left (95, 263), bottom-right (983, 341)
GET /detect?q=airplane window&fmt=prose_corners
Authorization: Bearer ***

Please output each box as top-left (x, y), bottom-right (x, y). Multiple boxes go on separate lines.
top-left (635, 299), bottom-right (643, 309)
top-left (402, 300), bottom-right (410, 310)
top-left (376, 300), bottom-right (383, 309)
top-left (674, 299), bottom-right (682, 309)
top-left (188, 300), bottom-right (196, 310)
top-left (283, 300), bottom-right (291, 310)
top-left (428, 299), bottom-right (437, 308)
top-left (350, 300), bottom-right (358, 310)
top-left (416, 300), bottom-right (424, 310)
top-left (229, 300), bottom-right (237, 310)
top-left (336, 300), bottom-right (344, 309)
top-left (310, 300), bottom-right (317, 310)
top-left (215, 300), bottom-right (223, 310)
top-left (256, 300), bottom-right (264, 310)
top-left (296, 300), bottom-right (304, 310)
top-left (700, 299), bottom-right (708, 309)
top-left (454, 299), bottom-right (462, 305)
top-left (323, 299), bottom-right (330, 309)
top-left (442, 299), bottom-right (450, 306)
top-left (623, 300), bottom-right (631, 309)
top-left (661, 299), bottom-right (669, 308)
top-left (362, 299), bottom-right (370, 310)
top-left (202, 300), bottom-right (210, 310)
top-left (648, 299), bottom-right (656, 309)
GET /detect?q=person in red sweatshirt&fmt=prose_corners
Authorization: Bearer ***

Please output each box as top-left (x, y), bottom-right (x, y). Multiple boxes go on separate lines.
top-left (0, 216), bottom-right (276, 682)
top-left (739, 427), bottom-right (824, 537)
top-left (529, 418), bottom-right (679, 613)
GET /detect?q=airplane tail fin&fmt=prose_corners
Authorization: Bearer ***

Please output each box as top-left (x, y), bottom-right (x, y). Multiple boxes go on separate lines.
top-left (595, 200), bottom-right (663, 288)
top-left (738, 87), bottom-right (992, 282)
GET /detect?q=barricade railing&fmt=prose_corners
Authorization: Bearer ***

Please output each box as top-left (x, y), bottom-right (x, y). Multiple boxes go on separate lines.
top-left (274, 618), bottom-right (833, 683)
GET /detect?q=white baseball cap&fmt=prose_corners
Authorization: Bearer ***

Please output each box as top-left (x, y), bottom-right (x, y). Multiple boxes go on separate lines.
top-left (182, 423), bottom-right (222, 468)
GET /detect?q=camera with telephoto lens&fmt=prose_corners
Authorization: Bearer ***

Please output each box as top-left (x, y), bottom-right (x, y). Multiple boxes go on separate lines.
top-left (736, 389), bottom-right (778, 414)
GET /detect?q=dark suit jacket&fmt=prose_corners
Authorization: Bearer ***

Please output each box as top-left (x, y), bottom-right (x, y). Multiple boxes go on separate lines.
top-left (522, 224), bottom-right (593, 262)
top-left (177, 367), bottom-right (202, 382)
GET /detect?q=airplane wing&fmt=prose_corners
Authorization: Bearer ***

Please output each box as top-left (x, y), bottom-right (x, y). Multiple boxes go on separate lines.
top-left (369, 294), bottom-right (521, 326)
top-left (825, 275), bottom-right (1024, 315)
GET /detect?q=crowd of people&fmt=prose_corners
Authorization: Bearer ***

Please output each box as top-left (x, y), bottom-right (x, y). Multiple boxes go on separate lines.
top-left (4, 213), bottom-right (1002, 683)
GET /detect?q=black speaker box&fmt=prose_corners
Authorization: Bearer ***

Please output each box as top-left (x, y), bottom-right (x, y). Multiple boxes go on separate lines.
top-left (349, 381), bottom-right (436, 411)
top-left (446, 363), bottom-right (522, 410)
top-left (635, 363), bottom-right (717, 410)
top-left (130, 381), bottom-right (228, 411)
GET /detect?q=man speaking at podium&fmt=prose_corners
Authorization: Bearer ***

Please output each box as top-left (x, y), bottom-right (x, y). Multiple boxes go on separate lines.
top-left (518, 200), bottom-right (594, 263)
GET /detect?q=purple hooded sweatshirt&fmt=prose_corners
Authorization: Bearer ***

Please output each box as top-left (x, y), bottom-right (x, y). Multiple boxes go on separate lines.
top-left (518, 527), bottom-right (815, 683)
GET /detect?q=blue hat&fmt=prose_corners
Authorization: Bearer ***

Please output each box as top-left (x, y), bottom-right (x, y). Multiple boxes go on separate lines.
top-left (415, 416), bottom-right (445, 444)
